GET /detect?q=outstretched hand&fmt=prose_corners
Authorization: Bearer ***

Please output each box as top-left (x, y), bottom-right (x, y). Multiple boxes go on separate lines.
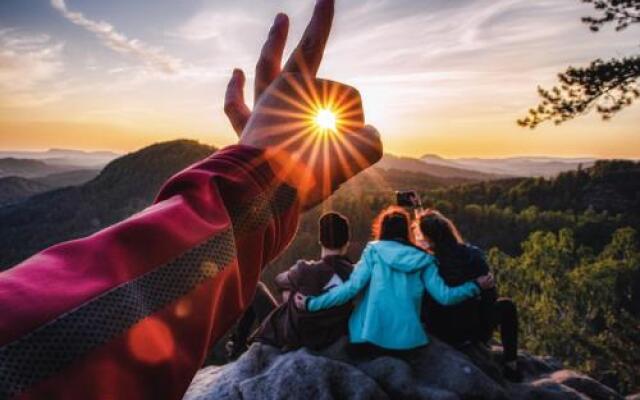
top-left (223, 0), bottom-right (383, 209)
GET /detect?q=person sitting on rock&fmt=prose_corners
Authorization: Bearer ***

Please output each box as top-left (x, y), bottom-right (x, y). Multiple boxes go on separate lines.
top-left (417, 209), bottom-right (523, 382)
top-left (252, 212), bottom-right (355, 351)
top-left (295, 206), bottom-right (494, 357)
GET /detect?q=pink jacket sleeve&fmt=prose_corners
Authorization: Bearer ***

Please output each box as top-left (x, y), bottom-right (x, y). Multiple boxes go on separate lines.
top-left (0, 145), bottom-right (300, 400)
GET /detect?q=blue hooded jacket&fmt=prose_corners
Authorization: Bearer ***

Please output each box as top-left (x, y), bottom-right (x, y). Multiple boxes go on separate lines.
top-left (307, 240), bottom-right (480, 349)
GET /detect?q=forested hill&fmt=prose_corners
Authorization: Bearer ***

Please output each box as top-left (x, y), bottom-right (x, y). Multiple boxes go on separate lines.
top-left (0, 158), bottom-right (68, 178)
top-left (0, 140), bottom-right (215, 269)
top-left (269, 159), bottom-right (640, 273)
top-left (429, 160), bottom-right (640, 215)
top-left (420, 160), bottom-right (640, 256)
top-left (0, 176), bottom-right (52, 206)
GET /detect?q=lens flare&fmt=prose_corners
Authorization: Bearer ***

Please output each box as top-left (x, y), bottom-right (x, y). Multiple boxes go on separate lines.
top-left (251, 72), bottom-right (380, 209)
top-left (314, 108), bottom-right (337, 132)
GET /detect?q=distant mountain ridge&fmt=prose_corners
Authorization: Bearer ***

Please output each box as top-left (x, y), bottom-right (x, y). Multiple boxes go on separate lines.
top-left (0, 148), bottom-right (119, 169)
top-left (0, 158), bottom-right (78, 178)
top-left (420, 154), bottom-right (598, 177)
top-left (0, 148), bottom-right (119, 159)
top-left (0, 148), bottom-right (117, 188)
top-left (1, 146), bottom-right (605, 179)
top-left (34, 169), bottom-right (101, 188)
top-left (0, 170), bottom-right (101, 206)
top-left (431, 159), bottom-right (640, 216)
top-left (377, 154), bottom-right (504, 181)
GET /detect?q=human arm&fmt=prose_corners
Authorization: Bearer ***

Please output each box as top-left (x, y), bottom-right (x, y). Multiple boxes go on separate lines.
top-left (422, 263), bottom-right (482, 306)
top-left (0, 146), bottom-right (300, 400)
top-left (305, 245), bottom-right (374, 311)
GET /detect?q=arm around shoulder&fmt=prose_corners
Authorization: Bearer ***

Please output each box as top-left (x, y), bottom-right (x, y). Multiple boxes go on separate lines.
top-left (423, 261), bottom-right (480, 306)
top-left (307, 245), bottom-right (374, 312)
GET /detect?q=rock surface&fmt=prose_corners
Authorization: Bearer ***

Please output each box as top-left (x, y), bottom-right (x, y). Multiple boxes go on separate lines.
top-left (184, 337), bottom-right (623, 400)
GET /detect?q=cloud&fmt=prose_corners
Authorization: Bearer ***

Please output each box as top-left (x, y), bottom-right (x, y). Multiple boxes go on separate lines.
top-left (50, 0), bottom-right (182, 74)
top-left (171, 10), bottom-right (261, 42)
top-left (0, 29), bottom-right (63, 89)
top-left (0, 29), bottom-right (70, 107)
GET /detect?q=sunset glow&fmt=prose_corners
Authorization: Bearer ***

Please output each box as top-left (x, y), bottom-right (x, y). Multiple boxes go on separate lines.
top-left (0, 0), bottom-right (639, 157)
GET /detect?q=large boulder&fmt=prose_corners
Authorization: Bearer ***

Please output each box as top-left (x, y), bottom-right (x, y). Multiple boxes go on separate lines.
top-left (184, 337), bottom-right (623, 400)
top-left (185, 344), bottom-right (387, 400)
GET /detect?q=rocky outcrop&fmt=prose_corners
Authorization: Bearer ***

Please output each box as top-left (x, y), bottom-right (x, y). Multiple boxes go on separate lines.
top-left (184, 337), bottom-right (623, 400)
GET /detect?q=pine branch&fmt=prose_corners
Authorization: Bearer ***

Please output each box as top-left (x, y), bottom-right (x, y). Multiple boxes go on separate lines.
top-left (581, 0), bottom-right (640, 32)
top-left (518, 57), bottom-right (640, 128)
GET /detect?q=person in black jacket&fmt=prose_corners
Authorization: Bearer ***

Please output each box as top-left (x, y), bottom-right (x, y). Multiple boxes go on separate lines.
top-left (416, 210), bottom-right (523, 382)
top-left (252, 212), bottom-right (355, 350)
top-left (226, 212), bottom-right (354, 357)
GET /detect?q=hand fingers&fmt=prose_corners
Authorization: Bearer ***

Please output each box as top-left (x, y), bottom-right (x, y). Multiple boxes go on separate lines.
top-left (283, 0), bottom-right (334, 76)
top-left (224, 68), bottom-right (251, 136)
top-left (255, 13), bottom-right (289, 103)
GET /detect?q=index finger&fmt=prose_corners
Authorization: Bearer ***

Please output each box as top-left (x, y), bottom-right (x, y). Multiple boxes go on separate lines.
top-left (282, 0), bottom-right (334, 77)
top-left (255, 13), bottom-right (289, 103)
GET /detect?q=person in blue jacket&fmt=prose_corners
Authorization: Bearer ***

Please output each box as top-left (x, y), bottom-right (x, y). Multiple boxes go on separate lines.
top-left (295, 206), bottom-right (495, 354)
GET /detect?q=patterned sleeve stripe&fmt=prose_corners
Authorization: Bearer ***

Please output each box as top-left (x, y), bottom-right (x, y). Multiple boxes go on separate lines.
top-left (0, 183), bottom-right (297, 400)
top-left (227, 183), bottom-right (297, 237)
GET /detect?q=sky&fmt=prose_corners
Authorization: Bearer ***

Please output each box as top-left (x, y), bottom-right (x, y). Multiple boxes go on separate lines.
top-left (0, 0), bottom-right (638, 158)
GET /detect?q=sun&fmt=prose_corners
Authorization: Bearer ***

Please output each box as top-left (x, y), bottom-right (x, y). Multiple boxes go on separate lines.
top-left (314, 108), bottom-right (337, 132)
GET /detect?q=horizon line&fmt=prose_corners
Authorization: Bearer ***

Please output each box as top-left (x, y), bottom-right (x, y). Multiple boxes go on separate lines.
top-left (2, 143), bottom-right (640, 161)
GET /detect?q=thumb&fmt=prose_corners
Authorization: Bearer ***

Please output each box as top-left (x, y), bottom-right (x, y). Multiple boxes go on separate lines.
top-left (224, 68), bottom-right (251, 137)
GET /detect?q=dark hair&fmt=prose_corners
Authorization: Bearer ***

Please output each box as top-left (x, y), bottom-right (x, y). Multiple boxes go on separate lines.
top-left (372, 206), bottom-right (411, 242)
top-left (319, 212), bottom-right (350, 249)
top-left (418, 210), bottom-right (463, 255)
